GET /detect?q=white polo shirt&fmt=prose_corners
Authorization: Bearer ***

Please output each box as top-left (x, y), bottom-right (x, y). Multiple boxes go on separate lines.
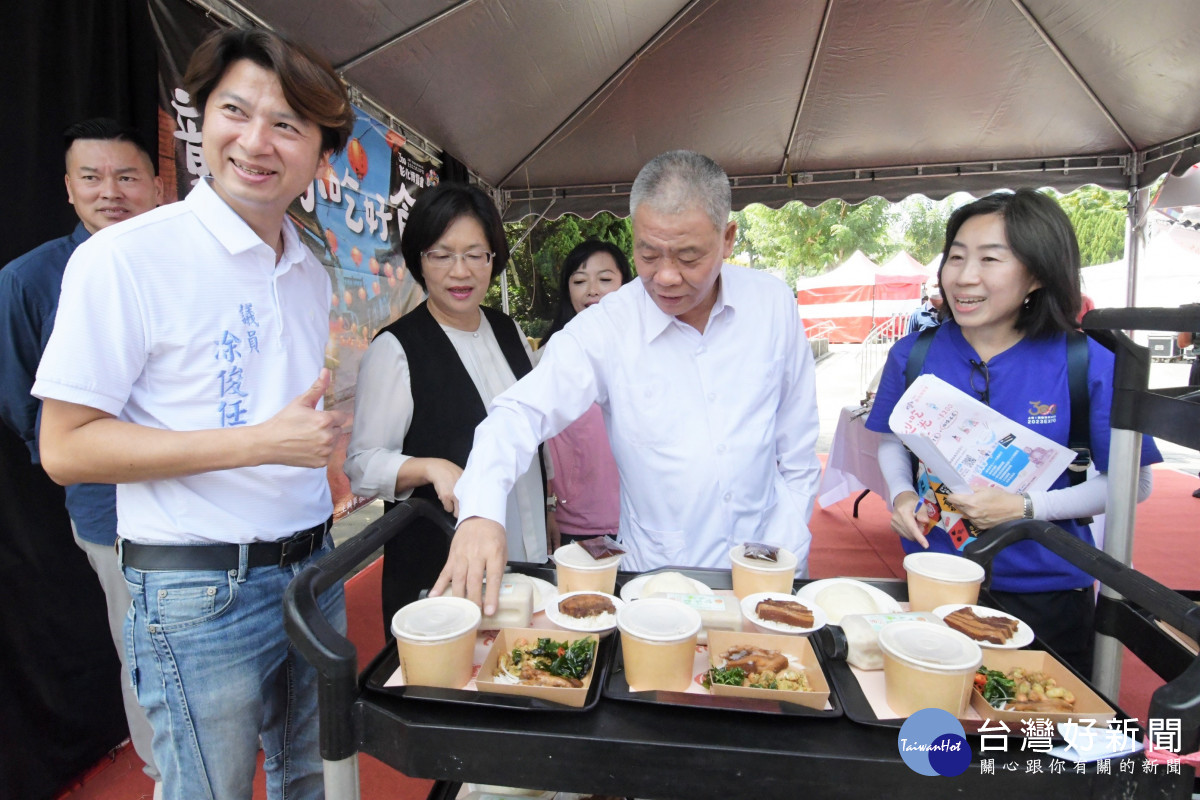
top-left (34, 178), bottom-right (334, 545)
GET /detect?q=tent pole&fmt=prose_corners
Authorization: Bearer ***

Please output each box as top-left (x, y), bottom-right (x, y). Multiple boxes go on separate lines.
top-left (1090, 178), bottom-right (1150, 695)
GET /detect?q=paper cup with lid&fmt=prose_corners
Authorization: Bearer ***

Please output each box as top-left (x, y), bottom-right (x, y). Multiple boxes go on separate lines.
top-left (391, 596), bottom-right (481, 688)
top-left (903, 552), bottom-right (985, 611)
top-left (616, 598), bottom-right (702, 691)
top-left (553, 541), bottom-right (622, 594)
top-left (729, 543), bottom-right (798, 599)
top-left (878, 620), bottom-right (983, 716)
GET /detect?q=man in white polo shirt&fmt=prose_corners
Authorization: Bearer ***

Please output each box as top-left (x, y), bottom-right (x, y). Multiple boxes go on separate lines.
top-left (34, 28), bottom-right (353, 800)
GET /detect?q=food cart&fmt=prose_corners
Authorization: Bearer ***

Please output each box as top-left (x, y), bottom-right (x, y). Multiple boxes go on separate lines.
top-left (286, 309), bottom-right (1200, 800)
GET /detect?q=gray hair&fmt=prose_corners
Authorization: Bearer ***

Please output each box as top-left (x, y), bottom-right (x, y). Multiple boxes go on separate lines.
top-left (629, 150), bottom-right (731, 232)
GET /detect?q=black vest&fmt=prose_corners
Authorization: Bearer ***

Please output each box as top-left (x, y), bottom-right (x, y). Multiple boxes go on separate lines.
top-left (376, 301), bottom-right (544, 631)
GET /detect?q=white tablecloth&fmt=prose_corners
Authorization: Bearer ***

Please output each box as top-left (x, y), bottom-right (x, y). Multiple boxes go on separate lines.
top-left (817, 404), bottom-right (889, 507)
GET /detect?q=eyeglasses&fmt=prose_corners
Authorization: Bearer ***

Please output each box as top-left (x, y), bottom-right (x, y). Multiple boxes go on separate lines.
top-left (422, 249), bottom-right (493, 268)
top-left (968, 359), bottom-right (990, 405)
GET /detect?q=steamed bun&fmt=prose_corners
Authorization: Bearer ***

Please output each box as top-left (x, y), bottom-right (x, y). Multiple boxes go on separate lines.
top-left (815, 583), bottom-right (878, 623)
top-left (642, 571), bottom-right (697, 596)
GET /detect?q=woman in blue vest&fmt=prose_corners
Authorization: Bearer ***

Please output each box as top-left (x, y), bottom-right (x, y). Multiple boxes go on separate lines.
top-left (345, 183), bottom-right (547, 630)
top-left (866, 189), bottom-right (1161, 675)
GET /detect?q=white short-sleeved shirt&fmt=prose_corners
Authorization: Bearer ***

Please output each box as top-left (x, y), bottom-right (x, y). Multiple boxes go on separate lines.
top-left (455, 263), bottom-right (821, 573)
top-left (33, 178), bottom-right (333, 545)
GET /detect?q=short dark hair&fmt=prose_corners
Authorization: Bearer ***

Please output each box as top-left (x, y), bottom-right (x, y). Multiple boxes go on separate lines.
top-left (939, 188), bottom-right (1081, 338)
top-left (183, 27), bottom-right (354, 154)
top-left (543, 240), bottom-right (633, 344)
top-left (399, 183), bottom-right (509, 290)
top-left (63, 118), bottom-right (156, 173)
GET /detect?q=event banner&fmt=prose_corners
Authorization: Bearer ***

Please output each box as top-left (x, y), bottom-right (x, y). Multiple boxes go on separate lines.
top-left (151, 0), bottom-right (434, 516)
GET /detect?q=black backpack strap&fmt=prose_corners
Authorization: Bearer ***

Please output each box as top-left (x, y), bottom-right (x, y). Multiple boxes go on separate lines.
top-left (903, 327), bottom-right (939, 485)
top-left (905, 326), bottom-right (938, 388)
top-left (1066, 330), bottom-right (1093, 525)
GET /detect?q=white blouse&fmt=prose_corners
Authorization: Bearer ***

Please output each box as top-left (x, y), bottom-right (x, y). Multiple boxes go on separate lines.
top-left (344, 313), bottom-right (546, 562)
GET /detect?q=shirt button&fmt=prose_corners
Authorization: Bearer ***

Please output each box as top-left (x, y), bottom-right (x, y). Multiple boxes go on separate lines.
top-left (723, 492), bottom-right (732, 503)
top-left (707, 393), bottom-right (716, 402)
top-left (697, 346), bottom-right (706, 355)
top-left (717, 444), bottom-right (726, 454)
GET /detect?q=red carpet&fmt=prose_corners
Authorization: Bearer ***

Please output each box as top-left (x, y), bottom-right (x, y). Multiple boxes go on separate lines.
top-left (60, 466), bottom-right (1199, 798)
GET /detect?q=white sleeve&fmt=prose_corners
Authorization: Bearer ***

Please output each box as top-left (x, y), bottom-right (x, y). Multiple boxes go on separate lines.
top-left (33, 240), bottom-right (145, 415)
top-left (774, 298), bottom-right (821, 521)
top-left (878, 433), bottom-right (918, 508)
top-left (342, 332), bottom-right (415, 502)
top-left (1028, 467), bottom-right (1154, 521)
top-left (455, 320), bottom-right (602, 526)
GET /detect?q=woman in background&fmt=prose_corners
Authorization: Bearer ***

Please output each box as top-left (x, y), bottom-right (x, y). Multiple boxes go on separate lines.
top-left (541, 240), bottom-right (633, 547)
top-left (866, 189), bottom-right (1160, 675)
top-left (345, 183), bottom-right (547, 629)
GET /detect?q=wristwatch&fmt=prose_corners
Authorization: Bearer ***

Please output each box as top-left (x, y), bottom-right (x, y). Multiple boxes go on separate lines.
top-left (545, 494), bottom-right (558, 512)
top-left (1021, 493), bottom-right (1034, 520)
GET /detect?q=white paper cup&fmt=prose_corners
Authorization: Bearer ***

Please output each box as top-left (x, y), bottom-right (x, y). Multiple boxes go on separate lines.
top-left (729, 544), bottom-right (798, 599)
top-left (616, 599), bottom-right (702, 692)
top-left (878, 620), bottom-right (982, 716)
top-left (391, 596), bottom-right (481, 689)
top-left (903, 552), bottom-right (985, 612)
top-left (553, 542), bottom-right (622, 594)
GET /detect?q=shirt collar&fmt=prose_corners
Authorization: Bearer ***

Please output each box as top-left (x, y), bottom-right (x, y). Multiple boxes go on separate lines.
top-left (640, 263), bottom-right (733, 343)
top-left (186, 177), bottom-right (306, 270)
top-left (68, 221), bottom-right (91, 248)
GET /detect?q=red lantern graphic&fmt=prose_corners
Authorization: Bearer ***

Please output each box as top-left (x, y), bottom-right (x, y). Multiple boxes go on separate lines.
top-left (347, 138), bottom-right (368, 181)
top-left (350, 246), bottom-right (363, 267)
top-left (325, 229), bottom-right (338, 254)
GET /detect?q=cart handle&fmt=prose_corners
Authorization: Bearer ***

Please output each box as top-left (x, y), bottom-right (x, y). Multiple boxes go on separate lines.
top-left (965, 519), bottom-right (1200, 751)
top-left (283, 498), bottom-right (455, 761)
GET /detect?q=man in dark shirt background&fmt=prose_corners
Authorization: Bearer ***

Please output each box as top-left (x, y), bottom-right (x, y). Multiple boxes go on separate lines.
top-left (0, 117), bottom-right (163, 793)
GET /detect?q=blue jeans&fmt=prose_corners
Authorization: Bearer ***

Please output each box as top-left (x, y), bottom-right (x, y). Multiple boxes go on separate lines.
top-left (123, 538), bottom-right (345, 800)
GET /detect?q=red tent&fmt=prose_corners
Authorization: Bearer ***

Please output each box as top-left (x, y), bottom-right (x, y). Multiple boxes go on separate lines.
top-left (796, 251), bottom-right (928, 343)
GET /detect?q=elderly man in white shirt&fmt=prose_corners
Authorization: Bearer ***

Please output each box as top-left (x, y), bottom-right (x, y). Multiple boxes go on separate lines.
top-left (435, 150), bottom-right (821, 614)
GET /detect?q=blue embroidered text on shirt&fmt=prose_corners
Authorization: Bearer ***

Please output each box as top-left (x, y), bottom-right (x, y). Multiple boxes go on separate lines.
top-left (219, 365), bottom-right (249, 398)
top-left (240, 303), bottom-right (261, 354)
top-left (216, 315), bottom-right (253, 427)
top-left (219, 399), bottom-right (248, 427)
top-left (215, 330), bottom-right (242, 362)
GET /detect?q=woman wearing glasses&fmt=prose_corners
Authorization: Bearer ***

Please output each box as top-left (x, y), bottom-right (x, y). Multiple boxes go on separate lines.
top-left (345, 183), bottom-right (547, 628)
top-left (540, 240), bottom-right (634, 548)
top-left (866, 189), bottom-right (1161, 674)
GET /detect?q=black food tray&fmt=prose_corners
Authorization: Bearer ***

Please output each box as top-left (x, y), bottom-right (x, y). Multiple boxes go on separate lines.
top-left (362, 629), bottom-right (615, 712)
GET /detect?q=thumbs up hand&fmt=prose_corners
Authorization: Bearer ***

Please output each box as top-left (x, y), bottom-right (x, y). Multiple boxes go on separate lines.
top-left (256, 369), bottom-right (353, 468)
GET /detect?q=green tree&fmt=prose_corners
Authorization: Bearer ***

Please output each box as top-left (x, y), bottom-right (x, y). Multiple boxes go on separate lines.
top-left (898, 196), bottom-right (954, 264)
top-left (1047, 186), bottom-right (1128, 266)
top-left (734, 198), bottom-right (895, 287)
top-left (488, 212), bottom-right (633, 337)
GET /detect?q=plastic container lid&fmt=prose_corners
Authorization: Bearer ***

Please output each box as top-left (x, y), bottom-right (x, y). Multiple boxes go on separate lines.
top-left (878, 620), bottom-right (982, 672)
top-left (903, 552), bottom-right (985, 584)
top-left (391, 596), bottom-right (481, 642)
top-left (616, 598), bottom-right (702, 642)
top-left (553, 541), bottom-right (622, 570)
top-left (728, 543), bottom-right (798, 572)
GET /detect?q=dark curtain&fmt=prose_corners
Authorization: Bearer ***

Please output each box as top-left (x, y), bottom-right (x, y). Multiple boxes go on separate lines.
top-left (0, 1), bottom-right (158, 797)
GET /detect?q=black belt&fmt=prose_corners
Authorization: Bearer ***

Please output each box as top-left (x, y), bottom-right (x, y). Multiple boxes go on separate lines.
top-left (120, 518), bottom-right (332, 571)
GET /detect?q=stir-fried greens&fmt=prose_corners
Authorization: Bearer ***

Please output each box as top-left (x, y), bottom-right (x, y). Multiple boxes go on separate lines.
top-left (506, 636), bottom-right (596, 681)
top-left (975, 667), bottom-right (1015, 707)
